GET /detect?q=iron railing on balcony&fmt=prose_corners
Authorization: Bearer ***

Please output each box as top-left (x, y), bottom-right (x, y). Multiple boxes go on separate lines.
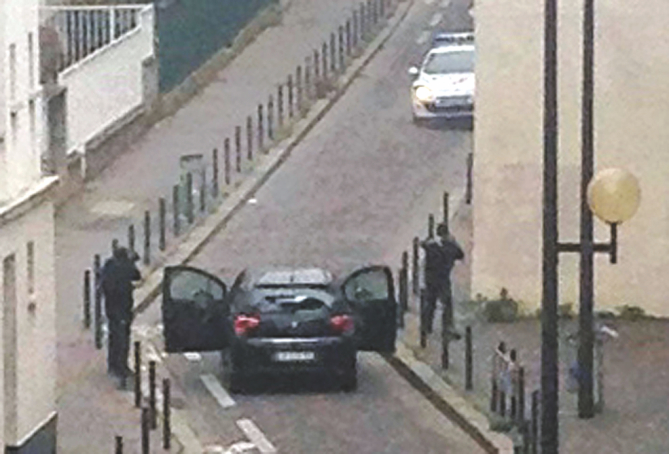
top-left (40, 5), bottom-right (149, 73)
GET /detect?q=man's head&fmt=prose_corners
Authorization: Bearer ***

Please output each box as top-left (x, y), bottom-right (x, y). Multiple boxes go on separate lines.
top-left (436, 223), bottom-right (449, 240)
top-left (113, 246), bottom-right (130, 261)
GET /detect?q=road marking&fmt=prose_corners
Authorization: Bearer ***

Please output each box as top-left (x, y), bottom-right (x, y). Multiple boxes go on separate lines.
top-left (417, 30), bottom-right (431, 45)
top-left (184, 352), bottom-right (202, 361)
top-left (201, 374), bottom-right (236, 408)
top-left (429, 12), bottom-right (443, 27)
top-left (424, 0), bottom-right (435, 5)
top-left (440, 0), bottom-right (450, 7)
top-left (236, 419), bottom-right (277, 454)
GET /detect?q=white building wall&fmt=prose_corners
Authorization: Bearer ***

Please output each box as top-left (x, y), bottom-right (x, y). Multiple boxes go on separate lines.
top-left (0, 191), bottom-right (57, 446)
top-left (2, 0), bottom-right (45, 200)
top-left (57, 6), bottom-right (155, 155)
top-left (473, 0), bottom-right (669, 316)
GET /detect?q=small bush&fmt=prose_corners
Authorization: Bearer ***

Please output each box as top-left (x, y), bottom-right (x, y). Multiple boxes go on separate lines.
top-left (617, 305), bottom-right (647, 321)
top-left (482, 288), bottom-right (519, 323)
top-left (559, 303), bottom-right (574, 319)
top-left (489, 415), bottom-right (515, 433)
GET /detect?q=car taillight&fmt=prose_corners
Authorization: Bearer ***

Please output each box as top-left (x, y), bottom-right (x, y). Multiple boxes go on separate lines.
top-left (330, 315), bottom-right (354, 335)
top-left (234, 314), bottom-right (260, 336)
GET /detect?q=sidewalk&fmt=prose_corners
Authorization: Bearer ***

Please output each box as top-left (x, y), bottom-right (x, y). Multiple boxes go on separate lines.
top-left (54, 0), bottom-right (400, 451)
top-left (394, 193), bottom-right (669, 453)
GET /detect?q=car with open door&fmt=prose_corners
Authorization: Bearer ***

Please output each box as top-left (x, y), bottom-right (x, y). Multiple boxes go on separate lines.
top-left (161, 265), bottom-right (397, 393)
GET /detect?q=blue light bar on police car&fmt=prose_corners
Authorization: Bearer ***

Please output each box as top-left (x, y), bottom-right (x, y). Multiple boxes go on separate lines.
top-left (431, 32), bottom-right (474, 47)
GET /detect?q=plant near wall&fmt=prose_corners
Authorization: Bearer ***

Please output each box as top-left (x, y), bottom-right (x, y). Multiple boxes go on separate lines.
top-left (482, 288), bottom-right (520, 323)
top-left (616, 304), bottom-right (647, 321)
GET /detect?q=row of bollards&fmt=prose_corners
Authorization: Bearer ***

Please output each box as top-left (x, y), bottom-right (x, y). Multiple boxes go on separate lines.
top-left (111, 342), bottom-right (173, 452)
top-left (82, 3), bottom-right (397, 450)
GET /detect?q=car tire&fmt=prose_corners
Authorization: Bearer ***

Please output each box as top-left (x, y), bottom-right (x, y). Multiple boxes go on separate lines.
top-left (220, 349), bottom-right (244, 394)
top-left (340, 355), bottom-right (358, 392)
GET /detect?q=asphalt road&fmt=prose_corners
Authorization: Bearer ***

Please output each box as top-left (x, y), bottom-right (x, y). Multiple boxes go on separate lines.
top-left (136, 0), bottom-right (479, 451)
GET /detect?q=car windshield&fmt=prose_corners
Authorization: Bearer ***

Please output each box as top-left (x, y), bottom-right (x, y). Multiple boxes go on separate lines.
top-left (422, 50), bottom-right (474, 75)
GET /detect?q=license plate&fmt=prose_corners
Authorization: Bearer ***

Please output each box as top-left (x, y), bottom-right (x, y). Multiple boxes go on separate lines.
top-left (273, 351), bottom-right (316, 362)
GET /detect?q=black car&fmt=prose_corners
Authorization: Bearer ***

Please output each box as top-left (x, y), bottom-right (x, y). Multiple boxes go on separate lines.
top-left (161, 265), bottom-right (397, 393)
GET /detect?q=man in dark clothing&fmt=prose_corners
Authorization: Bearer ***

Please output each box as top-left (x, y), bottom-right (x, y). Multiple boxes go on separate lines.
top-left (421, 223), bottom-right (465, 335)
top-left (100, 247), bottom-right (141, 381)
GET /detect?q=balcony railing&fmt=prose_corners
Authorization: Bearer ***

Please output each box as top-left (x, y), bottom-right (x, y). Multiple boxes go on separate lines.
top-left (40, 4), bottom-right (150, 73)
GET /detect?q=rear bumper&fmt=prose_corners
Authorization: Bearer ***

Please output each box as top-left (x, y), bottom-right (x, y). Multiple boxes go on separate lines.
top-left (231, 336), bottom-right (356, 375)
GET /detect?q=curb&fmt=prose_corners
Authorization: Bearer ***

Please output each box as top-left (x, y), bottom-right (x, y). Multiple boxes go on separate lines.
top-left (131, 0), bottom-right (417, 316)
top-left (386, 339), bottom-right (515, 454)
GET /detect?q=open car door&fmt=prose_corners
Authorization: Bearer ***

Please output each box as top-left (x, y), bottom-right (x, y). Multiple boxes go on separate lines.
top-left (341, 265), bottom-right (397, 353)
top-left (162, 266), bottom-right (229, 353)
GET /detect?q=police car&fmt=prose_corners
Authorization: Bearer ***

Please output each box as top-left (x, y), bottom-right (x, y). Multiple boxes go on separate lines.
top-left (408, 32), bottom-right (475, 124)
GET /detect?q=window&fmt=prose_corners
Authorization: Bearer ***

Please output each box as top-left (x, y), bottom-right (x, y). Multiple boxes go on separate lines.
top-left (423, 49), bottom-right (475, 75)
top-left (27, 242), bottom-right (35, 295)
top-left (28, 33), bottom-right (34, 88)
top-left (9, 43), bottom-right (16, 101)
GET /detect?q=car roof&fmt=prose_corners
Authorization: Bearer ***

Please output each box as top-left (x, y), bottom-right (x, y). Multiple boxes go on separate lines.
top-left (245, 267), bottom-right (334, 288)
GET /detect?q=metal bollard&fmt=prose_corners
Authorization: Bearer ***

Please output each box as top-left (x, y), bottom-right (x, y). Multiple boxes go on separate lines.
top-left (163, 378), bottom-right (171, 450)
top-left (224, 138), bottom-right (231, 186)
top-left (94, 254), bottom-right (102, 349)
top-left (530, 390), bottom-right (539, 454)
top-left (396, 267), bottom-right (405, 329)
top-left (149, 360), bottom-right (157, 430)
top-left (267, 95), bottom-right (275, 140)
top-left (287, 75), bottom-right (294, 119)
top-left (128, 224), bottom-right (135, 255)
top-left (296, 66), bottom-right (303, 114)
top-left (338, 26), bottom-right (345, 70)
top-left (246, 116), bottom-right (253, 161)
top-left (380, 0), bottom-right (386, 19)
top-left (277, 85), bottom-right (284, 127)
top-left (412, 237), bottom-right (420, 295)
top-left (134, 341), bottom-right (142, 408)
top-left (141, 407), bottom-right (150, 454)
top-left (428, 213), bottom-right (435, 238)
top-left (360, 3), bottom-right (366, 39)
top-left (443, 191), bottom-right (450, 225)
top-left (83, 269), bottom-right (92, 329)
top-left (419, 288), bottom-right (427, 348)
top-left (258, 104), bottom-right (265, 153)
top-left (441, 304), bottom-right (450, 370)
top-left (159, 198), bottom-right (166, 251)
top-left (465, 326), bottom-right (473, 390)
top-left (322, 42), bottom-right (329, 81)
top-left (212, 148), bottom-right (219, 197)
top-left (518, 366), bottom-right (526, 425)
top-left (499, 343), bottom-right (507, 417)
top-left (143, 210), bottom-right (150, 266)
top-left (112, 238), bottom-right (119, 254)
top-left (200, 168), bottom-right (207, 213)
top-left (305, 58), bottom-right (312, 101)
top-left (115, 435), bottom-right (123, 454)
top-left (352, 10), bottom-right (359, 48)
top-left (235, 126), bottom-right (242, 173)
top-left (346, 20), bottom-right (352, 56)
top-left (172, 185), bottom-right (180, 236)
top-left (400, 251), bottom-right (409, 314)
top-left (330, 33), bottom-right (336, 73)
top-left (466, 152), bottom-right (474, 204)
top-left (313, 49), bottom-right (320, 83)
top-left (510, 350), bottom-right (518, 419)
top-left (186, 172), bottom-right (194, 224)
top-left (373, 0), bottom-right (379, 24)
top-left (491, 341), bottom-right (505, 413)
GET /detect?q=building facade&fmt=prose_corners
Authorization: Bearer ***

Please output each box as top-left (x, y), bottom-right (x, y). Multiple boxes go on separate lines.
top-left (0, 0), bottom-right (60, 451)
top-left (472, 0), bottom-right (669, 316)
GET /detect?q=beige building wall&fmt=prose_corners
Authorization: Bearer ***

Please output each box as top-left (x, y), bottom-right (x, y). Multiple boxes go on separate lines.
top-left (472, 0), bottom-right (669, 316)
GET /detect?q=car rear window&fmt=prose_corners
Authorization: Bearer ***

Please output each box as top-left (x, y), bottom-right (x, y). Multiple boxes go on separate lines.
top-left (252, 295), bottom-right (330, 315)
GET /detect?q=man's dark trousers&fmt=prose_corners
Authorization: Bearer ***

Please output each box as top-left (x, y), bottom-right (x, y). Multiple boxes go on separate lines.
top-left (424, 282), bottom-right (453, 334)
top-left (108, 316), bottom-right (131, 376)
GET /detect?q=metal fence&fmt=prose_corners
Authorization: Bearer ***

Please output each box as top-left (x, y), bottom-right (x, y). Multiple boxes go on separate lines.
top-left (41, 5), bottom-right (147, 72)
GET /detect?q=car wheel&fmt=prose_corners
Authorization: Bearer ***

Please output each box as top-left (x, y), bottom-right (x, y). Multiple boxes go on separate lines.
top-left (340, 355), bottom-right (358, 392)
top-left (220, 349), bottom-right (244, 394)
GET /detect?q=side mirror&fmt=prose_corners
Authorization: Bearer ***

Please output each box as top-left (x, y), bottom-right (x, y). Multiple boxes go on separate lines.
top-left (408, 66), bottom-right (419, 77)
